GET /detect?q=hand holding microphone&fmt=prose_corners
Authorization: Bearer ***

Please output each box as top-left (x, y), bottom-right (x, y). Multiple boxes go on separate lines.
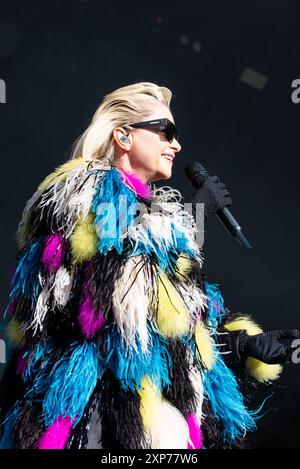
top-left (185, 161), bottom-right (252, 250)
top-left (221, 328), bottom-right (300, 366)
top-left (189, 174), bottom-right (232, 220)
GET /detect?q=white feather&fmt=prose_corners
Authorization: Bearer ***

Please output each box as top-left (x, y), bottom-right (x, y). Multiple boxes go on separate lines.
top-left (186, 347), bottom-right (204, 426)
top-left (146, 399), bottom-right (192, 449)
top-left (126, 185), bottom-right (202, 267)
top-left (16, 188), bottom-right (43, 244)
top-left (53, 266), bottom-right (73, 309)
top-left (29, 273), bottom-right (56, 335)
top-left (37, 165), bottom-right (105, 239)
top-left (112, 255), bottom-right (157, 353)
top-left (175, 280), bottom-right (208, 322)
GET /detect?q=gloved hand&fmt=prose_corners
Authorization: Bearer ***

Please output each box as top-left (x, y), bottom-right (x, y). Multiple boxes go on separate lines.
top-left (189, 175), bottom-right (232, 220)
top-left (221, 328), bottom-right (300, 366)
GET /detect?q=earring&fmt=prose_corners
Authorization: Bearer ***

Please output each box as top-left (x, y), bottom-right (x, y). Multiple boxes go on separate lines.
top-left (120, 134), bottom-right (129, 143)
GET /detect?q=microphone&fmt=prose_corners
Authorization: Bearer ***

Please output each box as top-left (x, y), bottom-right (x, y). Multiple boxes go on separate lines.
top-left (185, 161), bottom-right (252, 251)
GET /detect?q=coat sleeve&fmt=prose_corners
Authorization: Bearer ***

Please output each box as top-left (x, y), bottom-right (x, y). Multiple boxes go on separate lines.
top-left (191, 271), bottom-right (282, 382)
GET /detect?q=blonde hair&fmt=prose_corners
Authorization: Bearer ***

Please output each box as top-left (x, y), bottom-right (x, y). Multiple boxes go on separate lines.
top-left (70, 82), bottom-right (173, 163)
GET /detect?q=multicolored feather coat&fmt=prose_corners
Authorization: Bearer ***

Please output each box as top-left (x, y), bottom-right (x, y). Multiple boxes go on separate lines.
top-left (0, 158), bottom-right (282, 449)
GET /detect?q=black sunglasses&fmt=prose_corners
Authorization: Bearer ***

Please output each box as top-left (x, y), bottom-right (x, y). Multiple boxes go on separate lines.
top-left (126, 118), bottom-right (178, 143)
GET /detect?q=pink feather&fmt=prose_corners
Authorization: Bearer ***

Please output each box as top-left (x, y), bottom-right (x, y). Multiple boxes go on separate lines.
top-left (186, 414), bottom-right (203, 449)
top-left (79, 293), bottom-right (106, 338)
top-left (37, 416), bottom-right (73, 450)
top-left (41, 233), bottom-right (64, 274)
top-left (7, 296), bottom-right (18, 319)
top-left (119, 168), bottom-right (152, 200)
top-left (16, 352), bottom-right (28, 377)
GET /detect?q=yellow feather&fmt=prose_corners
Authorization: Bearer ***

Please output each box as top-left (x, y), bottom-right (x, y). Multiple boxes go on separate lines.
top-left (70, 212), bottom-right (98, 263)
top-left (16, 158), bottom-right (87, 249)
top-left (5, 318), bottom-right (24, 347)
top-left (195, 322), bottom-right (216, 370)
top-left (224, 315), bottom-right (282, 381)
top-left (16, 223), bottom-right (27, 250)
top-left (38, 158), bottom-right (86, 192)
top-left (156, 271), bottom-right (190, 338)
top-left (138, 376), bottom-right (161, 430)
top-left (174, 253), bottom-right (193, 281)
top-left (245, 357), bottom-right (282, 382)
top-left (224, 316), bottom-right (263, 335)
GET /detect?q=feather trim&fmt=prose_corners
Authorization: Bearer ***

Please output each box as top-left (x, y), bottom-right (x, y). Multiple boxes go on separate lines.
top-left (138, 375), bottom-right (191, 449)
top-left (118, 168), bottom-right (152, 200)
top-left (245, 357), bottom-right (282, 382)
top-left (224, 315), bottom-right (263, 336)
top-left (52, 266), bottom-right (73, 309)
top-left (37, 415), bottom-right (73, 449)
top-left (101, 323), bottom-right (172, 392)
top-left (162, 340), bottom-right (204, 421)
top-left (203, 355), bottom-right (257, 443)
top-left (78, 292), bottom-right (105, 338)
top-left (70, 212), bottom-right (98, 263)
top-left (7, 238), bottom-right (44, 323)
top-left (41, 341), bottom-right (100, 427)
top-left (112, 255), bottom-right (157, 352)
top-left (38, 165), bottom-right (105, 239)
top-left (41, 233), bottom-right (64, 274)
top-left (99, 370), bottom-right (149, 449)
top-left (67, 384), bottom-right (102, 449)
top-left (175, 279), bottom-right (208, 322)
top-left (5, 318), bottom-right (25, 347)
top-left (155, 271), bottom-right (190, 338)
top-left (17, 160), bottom-right (107, 249)
top-left (16, 159), bottom-right (86, 249)
top-left (127, 195), bottom-right (202, 274)
top-left (87, 251), bottom-right (125, 323)
top-left (15, 188), bottom-right (44, 250)
top-left (186, 414), bottom-right (203, 449)
top-left (92, 168), bottom-right (203, 274)
top-left (38, 158), bottom-right (87, 192)
top-left (12, 400), bottom-right (45, 449)
top-left (29, 273), bottom-right (56, 335)
top-left (186, 346), bottom-right (204, 426)
top-left (174, 252), bottom-right (193, 281)
top-left (195, 322), bottom-right (216, 370)
top-left (224, 315), bottom-right (283, 381)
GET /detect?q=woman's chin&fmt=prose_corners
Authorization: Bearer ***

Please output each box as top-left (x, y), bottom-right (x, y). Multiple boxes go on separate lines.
top-left (153, 172), bottom-right (172, 182)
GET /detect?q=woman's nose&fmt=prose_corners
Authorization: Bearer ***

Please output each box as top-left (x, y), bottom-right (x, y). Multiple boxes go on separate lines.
top-left (171, 138), bottom-right (181, 153)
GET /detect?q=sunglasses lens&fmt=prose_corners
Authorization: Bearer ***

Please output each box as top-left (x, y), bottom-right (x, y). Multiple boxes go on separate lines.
top-left (166, 123), bottom-right (178, 142)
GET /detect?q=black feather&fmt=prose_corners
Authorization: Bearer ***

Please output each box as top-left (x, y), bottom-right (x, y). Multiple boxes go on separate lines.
top-left (162, 340), bottom-right (198, 417)
top-left (98, 369), bottom-right (149, 449)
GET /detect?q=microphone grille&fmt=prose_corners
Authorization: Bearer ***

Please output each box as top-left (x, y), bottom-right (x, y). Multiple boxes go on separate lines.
top-left (185, 161), bottom-right (208, 187)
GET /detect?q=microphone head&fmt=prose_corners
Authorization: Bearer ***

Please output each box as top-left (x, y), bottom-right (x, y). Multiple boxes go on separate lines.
top-left (185, 161), bottom-right (209, 188)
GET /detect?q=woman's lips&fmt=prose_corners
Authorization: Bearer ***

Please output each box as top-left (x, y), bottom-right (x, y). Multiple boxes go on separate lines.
top-left (162, 155), bottom-right (174, 164)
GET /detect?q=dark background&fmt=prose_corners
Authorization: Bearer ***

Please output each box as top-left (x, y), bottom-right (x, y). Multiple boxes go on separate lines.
top-left (0, 0), bottom-right (299, 448)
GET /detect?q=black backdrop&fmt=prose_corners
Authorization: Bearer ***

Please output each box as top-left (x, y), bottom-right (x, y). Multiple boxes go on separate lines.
top-left (0, 0), bottom-right (299, 449)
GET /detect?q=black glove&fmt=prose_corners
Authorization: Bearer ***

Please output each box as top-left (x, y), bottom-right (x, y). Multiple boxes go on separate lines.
top-left (189, 175), bottom-right (232, 220)
top-left (221, 328), bottom-right (300, 366)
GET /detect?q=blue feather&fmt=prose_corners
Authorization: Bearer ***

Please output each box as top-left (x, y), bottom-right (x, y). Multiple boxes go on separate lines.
top-left (23, 339), bottom-right (54, 384)
top-left (204, 281), bottom-right (227, 328)
top-left (102, 323), bottom-right (172, 392)
top-left (92, 168), bottom-right (139, 255)
top-left (203, 355), bottom-right (257, 443)
top-left (203, 281), bottom-right (268, 443)
top-left (0, 403), bottom-right (21, 449)
top-left (41, 341), bottom-right (100, 427)
top-left (3, 238), bottom-right (44, 319)
top-left (92, 168), bottom-right (199, 273)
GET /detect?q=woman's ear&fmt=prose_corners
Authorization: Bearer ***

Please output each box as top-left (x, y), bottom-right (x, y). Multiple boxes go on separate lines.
top-left (113, 127), bottom-right (131, 150)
